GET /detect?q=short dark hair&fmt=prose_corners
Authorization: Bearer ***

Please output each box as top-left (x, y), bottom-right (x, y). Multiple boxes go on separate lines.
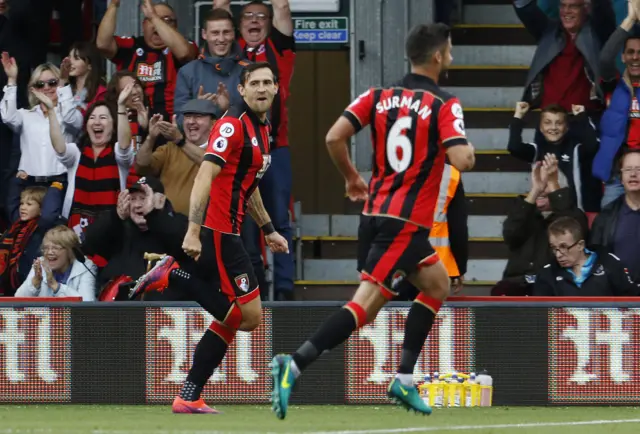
top-left (619, 148), bottom-right (640, 170)
top-left (152, 2), bottom-right (177, 23)
top-left (548, 216), bottom-right (584, 242)
top-left (624, 36), bottom-right (640, 51)
top-left (241, 0), bottom-right (271, 12)
top-left (405, 23), bottom-right (451, 66)
top-left (204, 8), bottom-right (234, 26)
top-left (540, 103), bottom-right (568, 120)
top-left (240, 62), bottom-right (277, 85)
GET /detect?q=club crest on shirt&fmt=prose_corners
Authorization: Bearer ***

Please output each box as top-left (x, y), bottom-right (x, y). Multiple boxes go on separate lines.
top-left (234, 274), bottom-right (250, 292)
top-left (391, 270), bottom-right (406, 290)
top-left (136, 48), bottom-right (144, 57)
top-left (251, 137), bottom-right (259, 147)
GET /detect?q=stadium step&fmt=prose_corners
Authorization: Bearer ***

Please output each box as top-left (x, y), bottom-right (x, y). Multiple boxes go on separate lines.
top-left (341, 193), bottom-right (521, 216)
top-left (451, 25), bottom-right (534, 46)
top-left (466, 108), bottom-right (538, 129)
top-left (467, 128), bottom-right (534, 151)
top-left (444, 87), bottom-right (524, 108)
top-left (359, 171), bottom-right (531, 194)
top-left (298, 214), bottom-right (506, 238)
top-left (455, 46), bottom-right (534, 66)
top-left (295, 236), bottom-right (508, 260)
top-left (443, 66), bottom-right (529, 88)
top-left (302, 259), bottom-right (507, 282)
top-left (294, 280), bottom-right (494, 300)
top-left (462, 4), bottom-right (520, 25)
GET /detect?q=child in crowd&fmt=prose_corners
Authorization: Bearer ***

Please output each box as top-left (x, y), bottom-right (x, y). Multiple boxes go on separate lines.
top-left (508, 102), bottom-right (602, 212)
top-left (0, 186), bottom-right (63, 295)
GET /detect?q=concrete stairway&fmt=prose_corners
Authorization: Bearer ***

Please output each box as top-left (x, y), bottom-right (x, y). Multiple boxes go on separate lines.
top-left (293, 0), bottom-right (537, 301)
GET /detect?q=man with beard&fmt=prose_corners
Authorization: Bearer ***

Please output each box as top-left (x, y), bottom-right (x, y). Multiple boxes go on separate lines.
top-left (174, 8), bottom-right (248, 126)
top-left (270, 23), bottom-right (475, 419)
top-left (215, 0), bottom-right (296, 301)
top-left (129, 63), bottom-right (289, 414)
top-left (594, 0), bottom-right (640, 207)
top-left (96, 0), bottom-right (198, 119)
top-left (135, 99), bottom-right (218, 217)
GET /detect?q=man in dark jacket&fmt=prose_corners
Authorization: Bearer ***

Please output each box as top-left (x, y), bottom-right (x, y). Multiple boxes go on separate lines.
top-left (509, 101), bottom-right (602, 211)
top-left (492, 154), bottom-right (588, 295)
top-left (534, 216), bottom-right (638, 296)
top-left (82, 176), bottom-right (191, 294)
top-left (514, 0), bottom-right (615, 112)
top-left (590, 149), bottom-right (640, 281)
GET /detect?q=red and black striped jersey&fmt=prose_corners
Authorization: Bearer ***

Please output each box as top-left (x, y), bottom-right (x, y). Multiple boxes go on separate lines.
top-left (343, 73), bottom-right (469, 229)
top-left (112, 36), bottom-right (199, 118)
top-left (239, 27), bottom-right (295, 149)
top-left (203, 102), bottom-right (272, 235)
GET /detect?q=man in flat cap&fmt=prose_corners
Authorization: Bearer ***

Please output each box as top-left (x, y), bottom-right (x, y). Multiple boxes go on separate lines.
top-left (135, 99), bottom-right (218, 216)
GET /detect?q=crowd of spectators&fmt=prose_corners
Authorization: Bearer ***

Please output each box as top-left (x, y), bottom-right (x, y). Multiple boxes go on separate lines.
top-left (493, 0), bottom-right (640, 296)
top-left (1, 0), bottom-right (640, 300)
top-left (0, 0), bottom-right (296, 301)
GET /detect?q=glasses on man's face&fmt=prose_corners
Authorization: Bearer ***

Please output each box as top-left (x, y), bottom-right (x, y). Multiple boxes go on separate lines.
top-left (145, 16), bottom-right (177, 26)
top-left (42, 245), bottom-right (63, 254)
top-left (34, 79), bottom-right (59, 89)
top-left (242, 11), bottom-right (268, 21)
top-left (621, 167), bottom-right (640, 175)
top-left (550, 240), bottom-right (581, 255)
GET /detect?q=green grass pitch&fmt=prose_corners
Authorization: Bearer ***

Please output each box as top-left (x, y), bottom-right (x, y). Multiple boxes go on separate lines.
top-left (1, 405), bottom-right (640, 433)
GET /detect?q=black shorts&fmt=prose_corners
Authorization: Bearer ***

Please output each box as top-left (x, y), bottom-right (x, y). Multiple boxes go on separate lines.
top-left (357, 215), bottom-right (438, 299)
top-left (195, 228), bottom-right (260, 305)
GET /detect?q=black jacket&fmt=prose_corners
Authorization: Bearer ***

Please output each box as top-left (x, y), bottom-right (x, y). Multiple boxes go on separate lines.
top-left (82, 204), bottom-right (191, 289)
top-left (533, 251), bottom-right (639, 296)
top-left (508, 113), bottom-right (602, 212)
top-left (502, 187), bottom-right (588, 281)
top-left (0, 1), bottom-right (39, 108)
top-left (589, 195), bottom-right (622, 252)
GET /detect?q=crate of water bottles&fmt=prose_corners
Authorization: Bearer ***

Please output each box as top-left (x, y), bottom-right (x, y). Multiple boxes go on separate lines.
top-left (418, 371), bottom-right (493, 408)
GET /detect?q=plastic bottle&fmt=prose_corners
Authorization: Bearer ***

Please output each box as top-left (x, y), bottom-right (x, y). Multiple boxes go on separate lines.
top-left (453, 377), bottom-right (463, 407)
top-left (433, 372), bottom-right (443, 407)
top-left (476, 370), bottom-right (493, 407)
top-left (465, 373), bottom-right (476, 407)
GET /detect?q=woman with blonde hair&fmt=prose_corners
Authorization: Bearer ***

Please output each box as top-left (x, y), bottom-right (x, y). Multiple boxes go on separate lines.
top-left (0, 53), bottom-right (84, 227)
top-left (15, 225), bottom-right (97, 300)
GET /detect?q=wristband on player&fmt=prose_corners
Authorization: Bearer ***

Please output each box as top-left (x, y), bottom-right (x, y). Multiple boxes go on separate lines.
top-left (261, 222), bottom-right (276, 236)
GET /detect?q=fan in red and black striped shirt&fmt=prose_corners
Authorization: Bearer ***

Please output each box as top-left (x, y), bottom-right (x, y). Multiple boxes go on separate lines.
top-left (215, 0), bottom-right (296, 300)
top-left (265, 24), bottom-right (477, 420)
top-left (96, 0), bottom-right (199, 119)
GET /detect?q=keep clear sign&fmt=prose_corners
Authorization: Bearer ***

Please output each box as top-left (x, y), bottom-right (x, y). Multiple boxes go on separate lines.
top-left (293, 17), bottom-right (349, 44)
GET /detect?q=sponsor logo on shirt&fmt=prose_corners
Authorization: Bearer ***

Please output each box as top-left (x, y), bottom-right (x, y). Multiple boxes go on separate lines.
top-left (136, 61), bottom-right (164, 83)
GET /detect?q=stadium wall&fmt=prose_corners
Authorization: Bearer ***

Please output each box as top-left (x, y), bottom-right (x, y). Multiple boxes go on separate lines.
top-left (1, 299), bottom-right (638, 405)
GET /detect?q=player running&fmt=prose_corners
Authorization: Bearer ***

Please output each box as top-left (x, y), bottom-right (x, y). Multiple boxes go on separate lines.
top-left (270, 23), bottom-right (475, 419)
top-left (130, 62), bottom-right (289, 414)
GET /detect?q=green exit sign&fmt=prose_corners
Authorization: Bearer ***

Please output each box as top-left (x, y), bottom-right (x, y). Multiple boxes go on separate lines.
top-left (293, 17), bottom-right (348, 44)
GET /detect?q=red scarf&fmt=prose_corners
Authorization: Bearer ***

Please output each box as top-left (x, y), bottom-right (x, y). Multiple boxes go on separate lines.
top-left (0, 219), bottom-right (38, 295)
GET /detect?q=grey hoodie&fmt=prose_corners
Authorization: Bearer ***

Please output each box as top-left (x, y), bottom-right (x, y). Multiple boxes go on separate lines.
top-left (174, 42), bottom-right (250, 125)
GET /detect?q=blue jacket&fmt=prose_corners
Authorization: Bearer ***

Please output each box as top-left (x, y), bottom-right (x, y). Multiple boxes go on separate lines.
top-left (593, 75), bottom-right (640, 181)
top-left (174, 42), bottom-right (250, 125)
